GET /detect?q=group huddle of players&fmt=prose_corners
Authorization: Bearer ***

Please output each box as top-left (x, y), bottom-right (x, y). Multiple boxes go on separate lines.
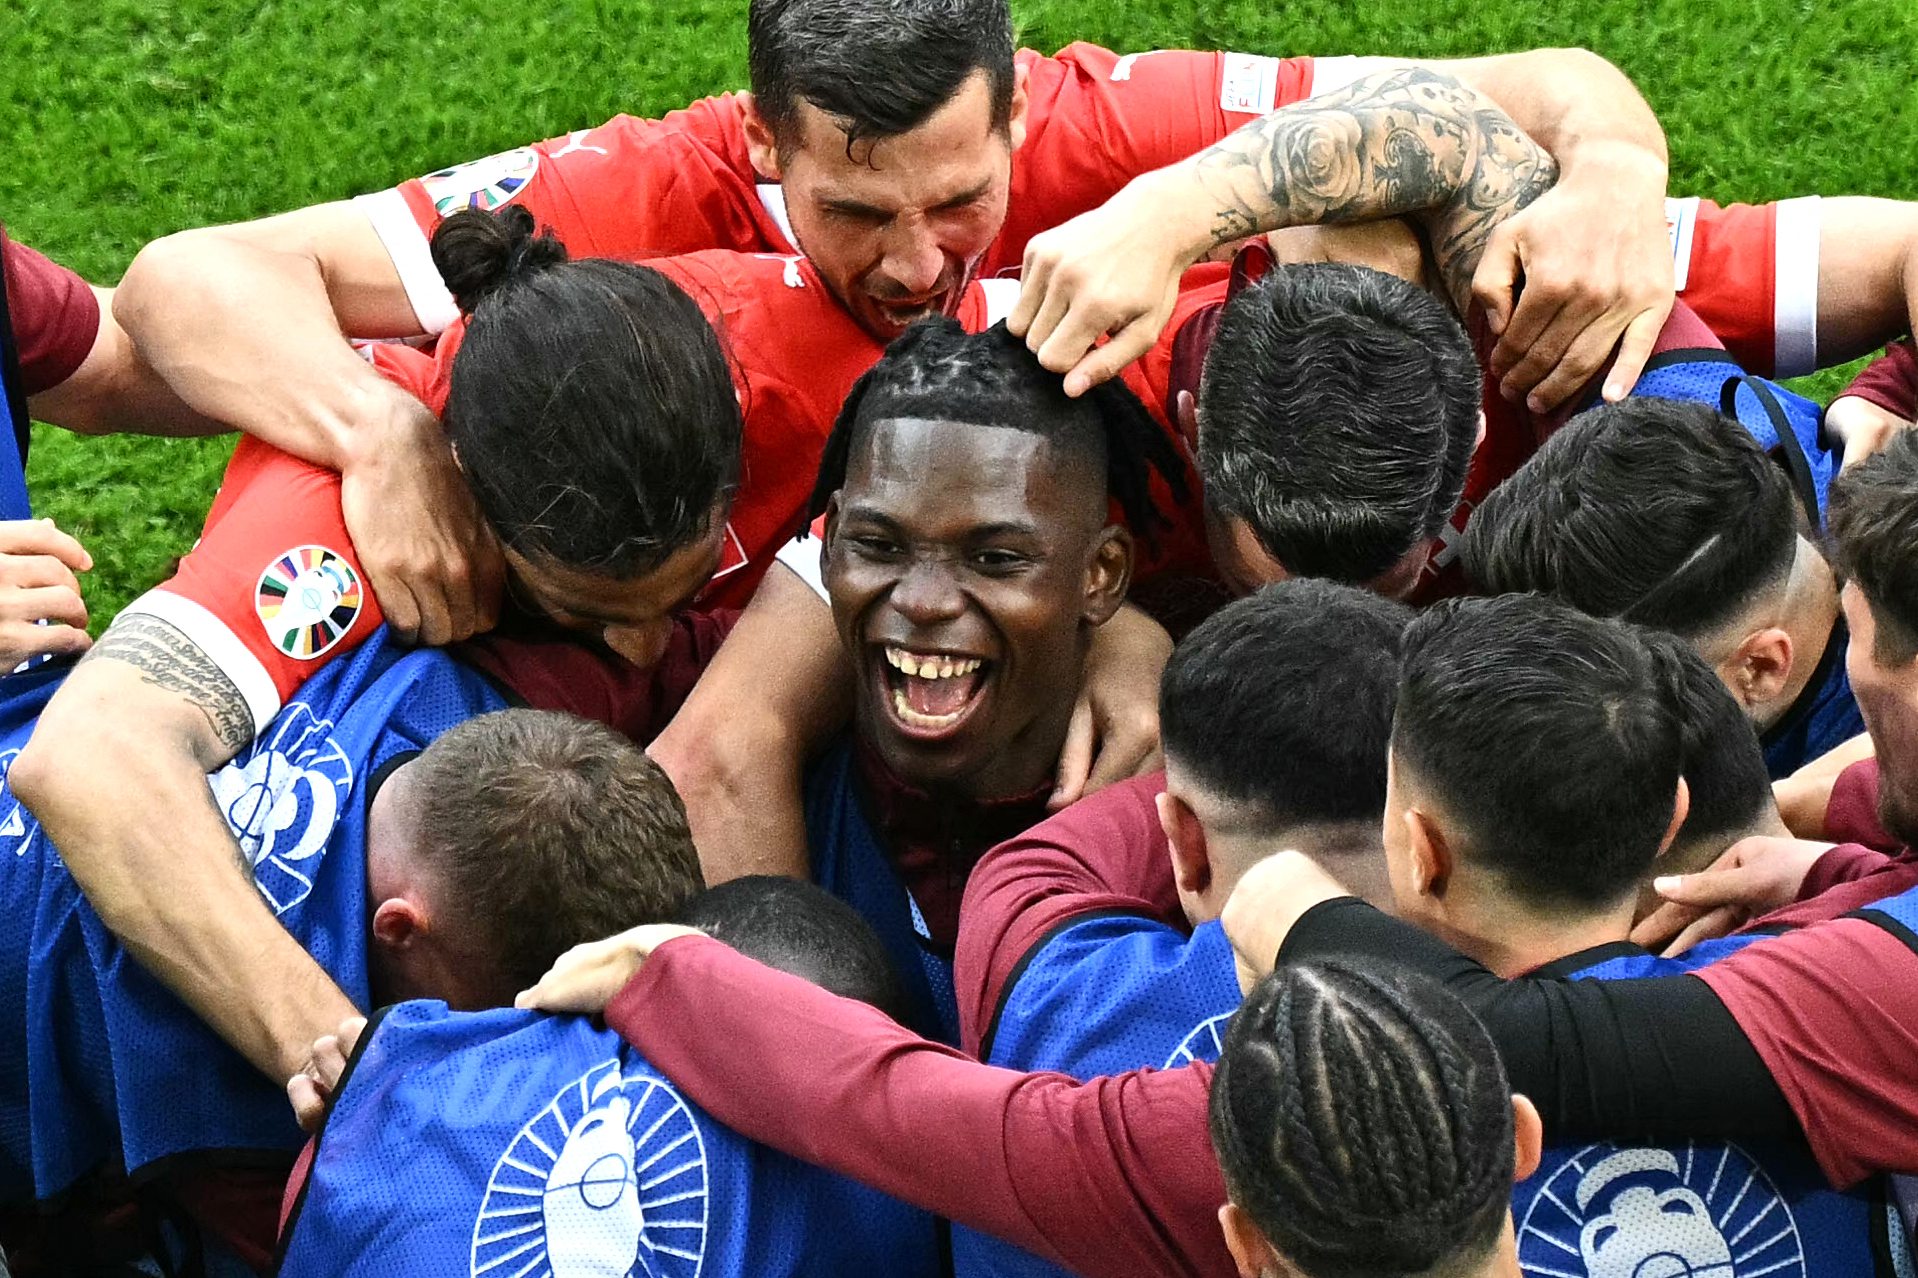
top-left (4, 0), bottom-right (1918, 1274)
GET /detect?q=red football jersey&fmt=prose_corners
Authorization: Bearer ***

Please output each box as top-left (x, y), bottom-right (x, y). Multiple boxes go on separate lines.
top-left (1671, 195), bottom-right (1821, 378)
top-left (354, 45), bottom-right (1325, 332)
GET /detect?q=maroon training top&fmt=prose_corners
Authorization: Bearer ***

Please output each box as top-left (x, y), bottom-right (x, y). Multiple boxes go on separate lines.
top-left (1, 228), bottom-right (98, 394)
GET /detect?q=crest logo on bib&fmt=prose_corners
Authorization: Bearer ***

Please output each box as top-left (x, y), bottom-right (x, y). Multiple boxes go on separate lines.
top-left (1164, 1012), bottom-right (1233, 1069)
top-left (474, 1058), bottom-right (711, 1278)
top-left (208, 702), bottom-right (353, 916)
top-left (257, 545), bottom-right (363, 660)
top-left (1518, 1142), bottom-right (1802, 1278)
top-left (421, 147), bottom-right (540, 217)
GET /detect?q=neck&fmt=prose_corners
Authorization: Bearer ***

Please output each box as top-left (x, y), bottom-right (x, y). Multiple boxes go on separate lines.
top-left (1423, 882), bottom-right (1638, 978)
top-left (1758, 542), bottom-right (1841, 727)
top-left (1211, 821), bottom-right (1386, 910)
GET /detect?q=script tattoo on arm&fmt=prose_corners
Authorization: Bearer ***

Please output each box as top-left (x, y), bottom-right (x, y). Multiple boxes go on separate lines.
top-left (1189, 67), bottom-right (1558, 314)
top-left (81, 613), bottom-right (255, 758)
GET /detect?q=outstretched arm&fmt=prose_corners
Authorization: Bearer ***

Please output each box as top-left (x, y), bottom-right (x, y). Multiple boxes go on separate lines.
top-left (1011, 67), bottom-right (1556, 394)
top-left (8, 614), bottom-right (359, 1087)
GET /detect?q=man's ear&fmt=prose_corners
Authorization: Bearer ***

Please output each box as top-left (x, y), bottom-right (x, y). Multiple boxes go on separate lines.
top-left (371, 898), bottom-right (426, 954)
top-left (1007, 61), bottom-right (1032, 152)
top-left (1218, 1202), bottom-right (1280, 1278)
top-left (1158, 790), bottom-right (1211, 897)
top-left (1510, 1093), bottom-right (1544, 1182)
top-left (1175, 389), bottom-right (1201, 453)
top-left (1405, 807), bottom-right (1454, 901)
top-left (1083, 526), bottom-right (1134, 627)
top-left (819, 492), bottom-right (844, 565)
top-left (1655, 776), bottom-right (1692, 859)
top-left (737, 92), bottom-right (783, 181)
top-left (1723, 628), bottom-right (1794, 710)
top-left (1472, 410), bottom-right (1488, 455)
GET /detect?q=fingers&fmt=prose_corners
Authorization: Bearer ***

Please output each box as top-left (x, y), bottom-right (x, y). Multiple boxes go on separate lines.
top-left (1061, 318), bottom-right (1155, 398)
top-left (1006, 248), bottom-right (1054, 339)
top-left (287, 1073), bottom-right (328, 1133)
top-left (311, 1030), bottom-right (352, 1094)
top-left (1469, 223), bottom-right (1524, 339)
top-left (1628, 900), bottom-right (1702, 951)
top-left (1048, 699), bottom-right (1096, 811)
top-left (335, 1014), bottom-right (368, 1061)
top-left (1493, 289), bottom-right (1584, 403)
top-left (1032, 296), bottom-right (1132, 382)
top-left (1600, 304), bottom-right (1671, 403)
top-left (1521, 318), bottom-right (1630, 415)
top-left (0, 519), bottom-right (92, 572)
top-left (371, 577), bottom-right (422, 647)
top-left (1660, 904), bottom-right (1748, 958)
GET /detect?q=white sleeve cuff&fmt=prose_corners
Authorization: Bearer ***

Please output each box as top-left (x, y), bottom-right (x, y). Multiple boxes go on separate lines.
top-left (1305, 55), bottom-right (1382, 98)
top-left (1773, 195), bottom-right (1821, 379)
top-left (118, 590), bottom-right (281, 741)
top-left (353, 189), bottom-right (462, 335)
top-left (772, 534), bottom-right (829, 603)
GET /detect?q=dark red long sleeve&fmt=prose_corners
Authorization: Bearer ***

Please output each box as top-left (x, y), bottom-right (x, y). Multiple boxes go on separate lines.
top-left (1, 228), bottom-right (99, 394)
top-left (954, 772), bottom-right (1181, 1057)
top-left (607, 936), bottom-right (1233, 1278)
top-left (1841, 340), bottom-right (1918, 420)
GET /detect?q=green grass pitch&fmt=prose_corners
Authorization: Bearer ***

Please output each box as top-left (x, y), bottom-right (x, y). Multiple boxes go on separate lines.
top-left (4, 0), bottom-right (1915, 624)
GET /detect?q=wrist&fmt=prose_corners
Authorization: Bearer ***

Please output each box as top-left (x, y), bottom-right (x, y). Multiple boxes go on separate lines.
top-left (1553, 139), bottom-right (1666, 197)
top-left (1130, 166), bottom-right (1225, 268)
top-left (338, 381), bottom-right (441, 477)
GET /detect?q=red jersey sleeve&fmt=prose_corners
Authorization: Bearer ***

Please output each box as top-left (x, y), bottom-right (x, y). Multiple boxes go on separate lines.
top-left (1669, 196), bottom-right (1822, 378)
top-left (1695, 916), bottom-right (1918, 1186)
top-left (2, 228), bottom-right (99, 394)
top-left (120, 439), bottom-right (381, 739)
top-left (352, 99), bottom-right (790, 334)
top-left (606, 935), bottom-right (1230, 1278)
top-left (988, 46), bottom-right (1318, 275)
top-left (1842, 340), bottom-right (1918, 420)
top-left (955, 773), bottom-right (1180, 1056)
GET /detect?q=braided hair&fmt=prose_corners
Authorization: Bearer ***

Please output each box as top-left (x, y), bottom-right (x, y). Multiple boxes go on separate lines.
top-left (805, 317), bottom-right (1189, 551)
top-left (431, 205), bottom-right (742, 578)
top-left (1209, 960), bottom-right (1515, 1278)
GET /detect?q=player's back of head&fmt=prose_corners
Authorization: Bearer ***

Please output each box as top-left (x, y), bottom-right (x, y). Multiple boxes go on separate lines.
top-left (747, 0), bottom-right (1015, 151)
top-left (1198, 263), bottom-right (1481, 587)
top-left (1462, 398), bottom-right (1800, 640)
top-left (1210, 959), bottom-right (1514, 1278)
top-left (1394, 594), bottom-right (1686, 911)
top-left (1831, 428), bottom-right (1918, 665)
top-left (1663, 635), bottom-right (1782, 875)
top-left (409, 709), bottom-right (703, 1000)
top-left (678, 876), bottom-right (910, 1022)
top-left (431, 206), bottom-right (742, 580)
top-left (1160, 579), bottom-right (1409, 831)
top-left (808, 316), bottom-right (1188, 548)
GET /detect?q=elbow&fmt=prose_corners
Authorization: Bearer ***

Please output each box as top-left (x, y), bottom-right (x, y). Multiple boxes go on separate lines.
top-left (9, 699), bottom-right (99, 827)
top-left (115, 231), bottom-right (208, 332)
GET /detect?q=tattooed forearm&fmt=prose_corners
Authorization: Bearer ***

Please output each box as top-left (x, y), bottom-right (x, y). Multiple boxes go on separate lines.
top-left (82, 613), bottom-right (254, 756)
top-left (1186, 66), bottom-right (1556, 311)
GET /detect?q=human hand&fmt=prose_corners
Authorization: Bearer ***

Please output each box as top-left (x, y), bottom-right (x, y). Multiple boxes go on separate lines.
top-left (286, 1014), bottom-right (367, 1133)
top-left (339, 397), bottom-right (504, 646)
top-left (1008, 172), bottom-right (1210, 397)
top-left (1050, 603), bottom-right (1171, 810)
top-left (1629, 836), bottom-right (1835, 956)
top-left (1221, 851), bottom-right (1356, 996)
top-left (515, 924), bottom-right (707, 1016)
top-left (1824, 396), bottom-right (1912, 471)
top-left (0, 519), bottom-right (94, 667)
top-left (1473, 150), bottom-right (1673, 412)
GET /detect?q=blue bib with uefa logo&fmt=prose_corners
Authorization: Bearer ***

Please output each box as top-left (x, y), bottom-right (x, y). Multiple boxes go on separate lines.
top-left (0, 631), bottom-right (507, 1202)
top-left (276, 1001), bottom-right (940, 1278)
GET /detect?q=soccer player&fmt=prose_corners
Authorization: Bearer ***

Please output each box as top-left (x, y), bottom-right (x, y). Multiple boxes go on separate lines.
top-left (1462, 397), bottom-right (1862, 777)
top-left (1210, 961), bottom-right (1539, 1278)
top-left (276, 878), bottom-right (940, 1278)
top-left (798, 318), bottom-right (1185, 1039)
top-left (953, 579), bottom-right (1406, 1278)
top-left (4, 209), bottom-right (745, 1136)
top-left (0, 689), bottom-right (702, 1270)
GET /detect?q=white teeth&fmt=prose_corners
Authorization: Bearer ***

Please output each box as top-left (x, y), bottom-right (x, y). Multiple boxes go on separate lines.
top-left (893, 688), bottom-right (965, 728)
top-left (884, 647), bottom-right (982, 680)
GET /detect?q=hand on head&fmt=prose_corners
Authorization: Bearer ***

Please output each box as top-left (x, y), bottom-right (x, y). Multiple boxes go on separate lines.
top-left (1048, 604), bottom-right (1171, 810)
top-left (1220, 852), bottom-right (1356, 996)
top-left (1630, 835), bottom-right (1836, 956)
top-left (514, 924), bottom-right (708, 1016)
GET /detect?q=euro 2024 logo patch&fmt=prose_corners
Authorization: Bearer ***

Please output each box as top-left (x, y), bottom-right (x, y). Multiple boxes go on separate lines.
top-left (1518, 1142), bottom-right (1803, 1278)
top-left (474, 1058), bottom-right (711, 1278)
top-left (421, 146), bottom-right (540, 218)
top-left (257, 546), bottom-right (363, 660)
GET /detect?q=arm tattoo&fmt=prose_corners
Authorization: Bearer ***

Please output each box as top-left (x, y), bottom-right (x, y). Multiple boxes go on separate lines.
top-left (82, 613), bottom-right (255, 757)
top-left (1189, 66), bottom-right (1558, 313)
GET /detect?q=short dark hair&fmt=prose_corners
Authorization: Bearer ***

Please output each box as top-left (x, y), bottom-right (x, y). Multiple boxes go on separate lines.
top-left (1197, 264), bottom-right (1481, 585)
top-left (1160, 580), bottom-right (1409, 828)
top-left (747, 0), bottom-right (1016, 154)
top-left (1210, 960), bottom-right (1514, 1278)
top-left (1661, 634), bottom-right (1776, 865)
top-left (1395, 594), bottom-right (1685, 910)
top-left (1830, 428), bottom-right (1918, 666)
top-left (409, 709), bottom-right (704, 997)
top-left (678, 876), bottom-right (909, 1022)
top-left (431, 206), bottom-right (742, 578)
top-left (808, 317), bottom-right (1189, 550)
top-left (1463, 398), bottom-right (1799, 639)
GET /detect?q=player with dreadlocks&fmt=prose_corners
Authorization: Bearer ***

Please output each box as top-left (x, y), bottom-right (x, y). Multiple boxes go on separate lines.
top-left (1210, 959), bottom-right (1533, 1278)
top-left (799, 316), bottom-right (1186, 1041)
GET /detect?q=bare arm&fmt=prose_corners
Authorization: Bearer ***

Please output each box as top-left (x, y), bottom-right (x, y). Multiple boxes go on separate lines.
top-left (24, 286), bottom-right (230, 437)
top-left (114, 205), bottom-right (500, 645)
top-left (1813, 196), bottom-right (1918, 365)
top-left (7, 614), bottom-right (359, 1085)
